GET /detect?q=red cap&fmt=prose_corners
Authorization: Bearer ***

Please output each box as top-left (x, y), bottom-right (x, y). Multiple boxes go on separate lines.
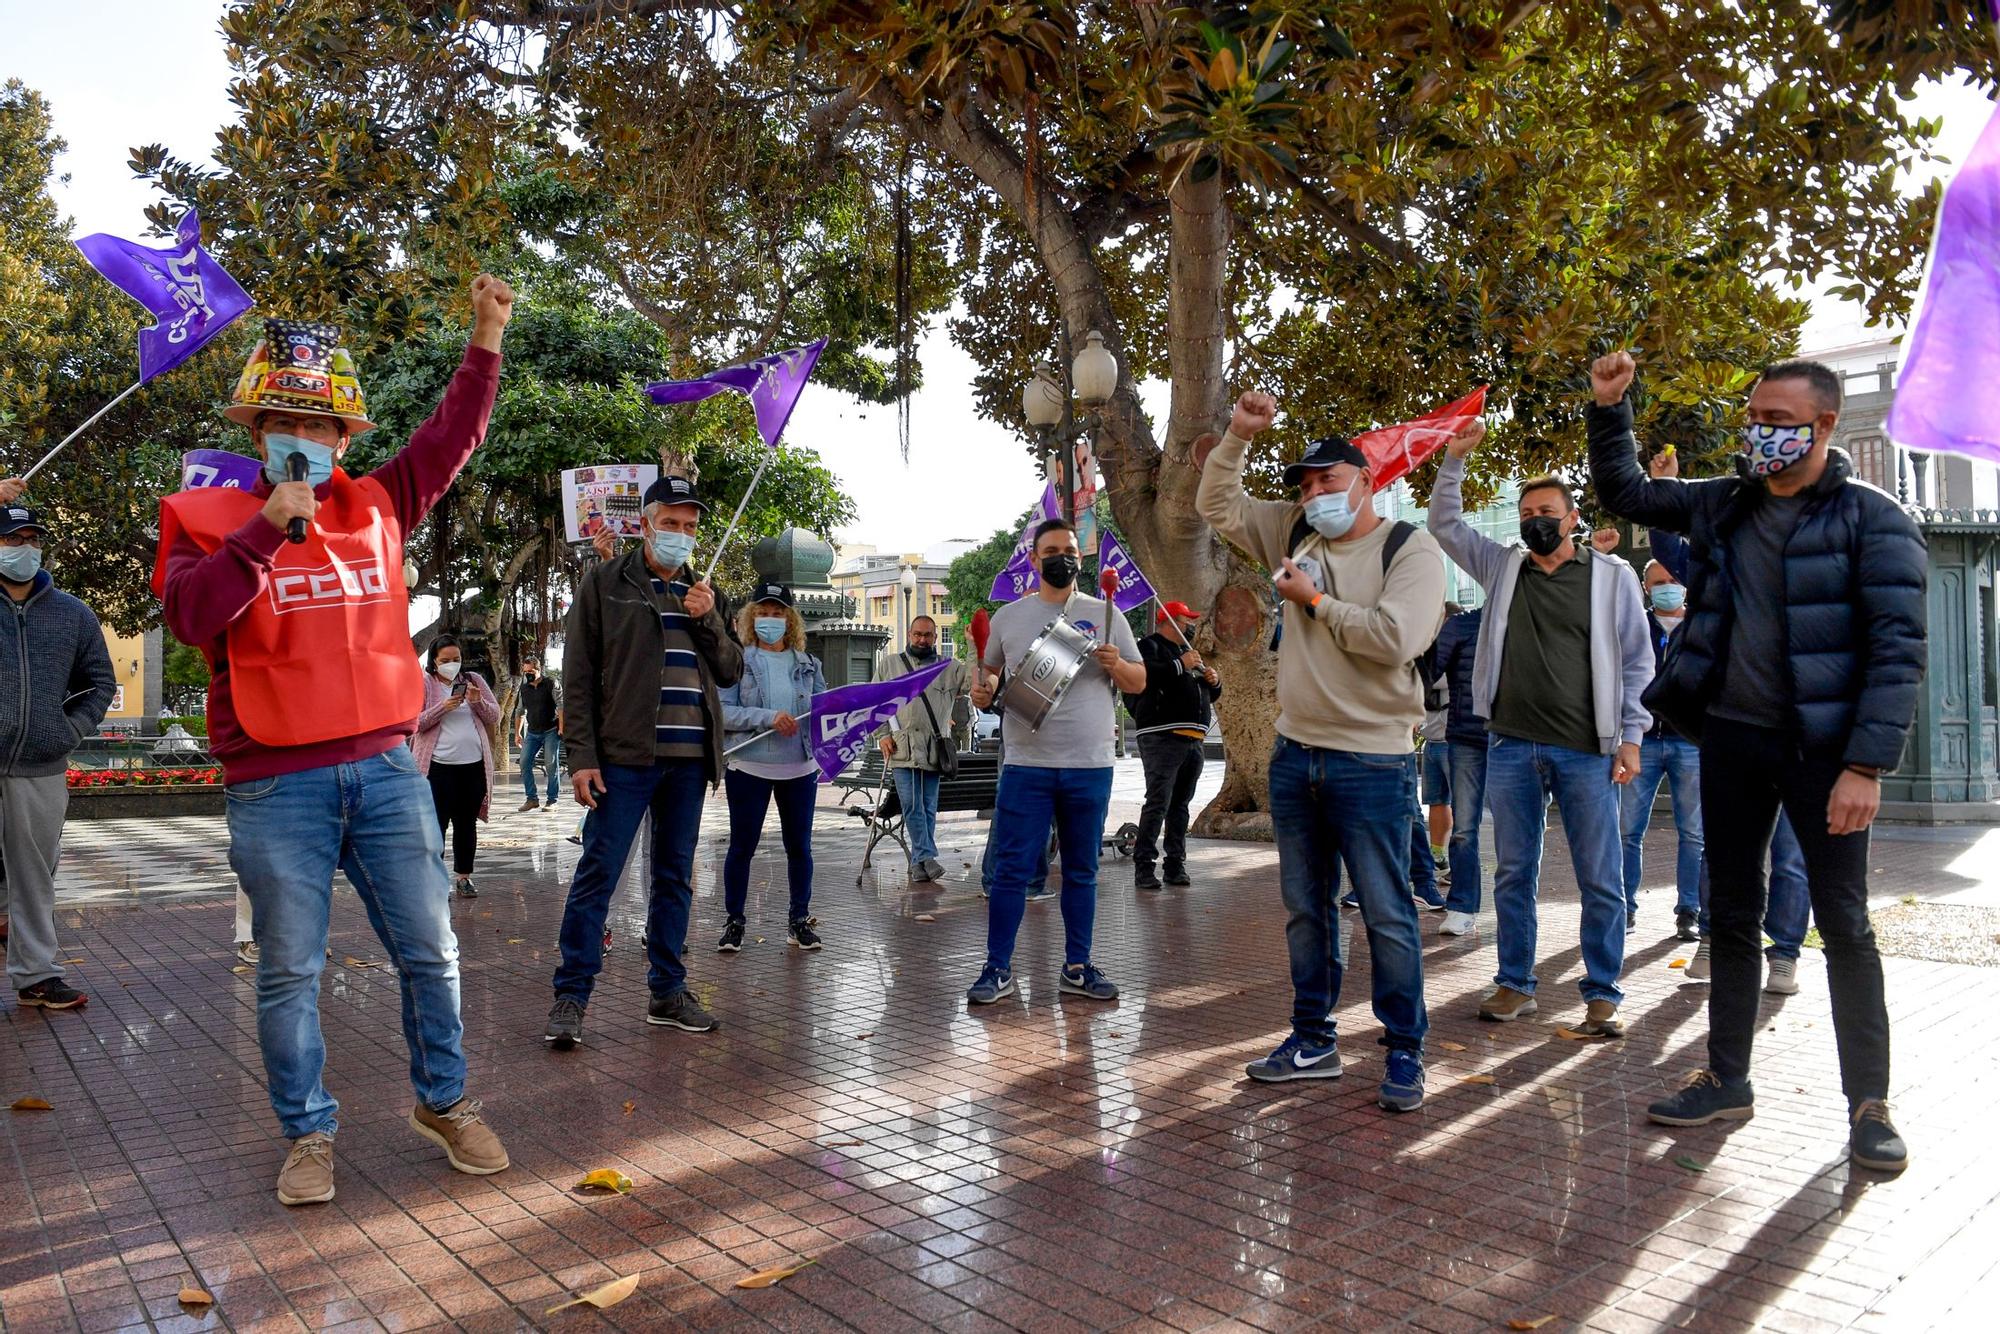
top-left (1157, 600), bottom-right (1199, 622)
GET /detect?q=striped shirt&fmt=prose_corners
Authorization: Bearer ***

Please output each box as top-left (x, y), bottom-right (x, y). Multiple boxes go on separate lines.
top-left (649, 574), bottom-right (708, 760)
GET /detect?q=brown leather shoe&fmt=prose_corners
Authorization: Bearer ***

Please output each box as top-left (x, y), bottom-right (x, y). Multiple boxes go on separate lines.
top-left (1477, 986), bottom-right (1538, 1022)
top-left (410, 1098), bottom-right (510, 1175)
top-left (276, 1132), bottom-right (336, 1206)
top-left (1578, 1000), bottom-right (1626, 1038)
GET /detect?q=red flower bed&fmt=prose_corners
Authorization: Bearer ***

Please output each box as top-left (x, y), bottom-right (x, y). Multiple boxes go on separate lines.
top-left (67, 767), bottom-right (223, 789)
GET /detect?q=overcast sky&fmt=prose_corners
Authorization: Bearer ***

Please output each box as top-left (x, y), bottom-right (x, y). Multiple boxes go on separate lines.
top-left (11, 2), bottom-right (1993, 556)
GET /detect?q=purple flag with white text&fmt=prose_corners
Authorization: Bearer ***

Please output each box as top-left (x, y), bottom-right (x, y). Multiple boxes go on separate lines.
top-left (645, 337), bottom-right (827, 448)
top-left (1096, 529), bottom-right (1156, 613)
top-left (75, 210), bottom-right (253, 384)
top-left (988, 483), bottom-right (1062, 603)
top-left (1885, 100), bottom-right (2000, 463)
top-left (809, 661), bottom-right (951, 783)
top-left (180, 449), bottom-right (261, 492)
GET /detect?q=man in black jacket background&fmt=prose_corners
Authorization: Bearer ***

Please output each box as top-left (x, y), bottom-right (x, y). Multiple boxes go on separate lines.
top-left (1586, 350), bottom-right (1925, 1173)
top-left (1431, 605), bottom-right (1486, 938)
top-left (1127, 601), bottom-right (1221, 891)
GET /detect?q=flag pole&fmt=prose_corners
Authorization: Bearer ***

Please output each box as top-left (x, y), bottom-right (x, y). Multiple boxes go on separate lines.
top-left (699, 448), bottom-right (775, 586)
top-left (22, 380), bottom-right (143, 482)
top-left (722, 706), bottom-right (817, 759)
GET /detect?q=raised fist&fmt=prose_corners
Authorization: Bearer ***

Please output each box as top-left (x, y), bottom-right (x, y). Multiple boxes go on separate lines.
top-left (470, 274), bottom-right (515, 331)
top-left (1445, 418), bottom-right (1486, 459)
top-left (1649, 446), bottom-right (1680, 479)
top-left (1590, 528), bottom-right (1621, 554)
top-left (1591, 350), bottom-right (1636, 406)
top-left (1229, 391), bottom-right (1277, 440)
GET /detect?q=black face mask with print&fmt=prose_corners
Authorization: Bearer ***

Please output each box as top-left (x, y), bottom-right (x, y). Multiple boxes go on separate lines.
top-left (1039, 554), bottom-right (1080, 589)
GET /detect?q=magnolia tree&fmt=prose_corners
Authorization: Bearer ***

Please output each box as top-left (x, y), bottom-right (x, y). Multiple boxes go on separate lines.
top-left (138, 1), bottom-right (1993, 833)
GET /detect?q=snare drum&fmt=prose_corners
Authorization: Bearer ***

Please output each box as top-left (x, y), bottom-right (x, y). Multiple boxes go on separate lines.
top-left (1000, 615), bottom-right (1097, 732)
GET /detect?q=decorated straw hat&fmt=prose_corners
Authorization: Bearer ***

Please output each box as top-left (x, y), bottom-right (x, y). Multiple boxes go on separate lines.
top-left (222, 318), bottom-right (376, 433)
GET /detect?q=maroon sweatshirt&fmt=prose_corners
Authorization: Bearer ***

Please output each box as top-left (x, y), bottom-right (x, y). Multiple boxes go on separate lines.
top-left (162, 346), bottom-right (501, 783)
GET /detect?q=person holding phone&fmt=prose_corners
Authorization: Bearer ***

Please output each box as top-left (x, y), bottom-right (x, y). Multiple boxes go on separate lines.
top-left (413, 636), bottom-right (499, 898)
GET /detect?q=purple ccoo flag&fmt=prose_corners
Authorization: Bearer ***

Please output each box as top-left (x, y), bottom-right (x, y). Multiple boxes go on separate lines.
top-left (988, 483), bottom-right (1063, 603)
top-left (180, 449), bottom-right (262, 492)
top-left (1097, 529), bottom-right (1156, 613)
top-left (1886, 100), bottom-right (2000, 463)
top-left (75, 210), bottom-right (253, 384)
top-left (808, 660), bottom-right (952, 783)
top-left (645, 337), bottom-right (827, 448)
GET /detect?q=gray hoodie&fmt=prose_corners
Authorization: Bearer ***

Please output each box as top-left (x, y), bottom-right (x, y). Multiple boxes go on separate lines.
top-left (0, 570), bottom-right (118, 777)
top-left (1426, 455), bottom-right (1652, 754)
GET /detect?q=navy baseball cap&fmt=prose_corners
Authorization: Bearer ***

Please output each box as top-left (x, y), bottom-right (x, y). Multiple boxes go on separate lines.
top-left (749, 581), bottom-right (794, 608)
top-left (0, 506), bottom-right (45, 536)
top-left (1282, 436), bottom-right (1368, 487)
top-left (642, 475), bottom-right (706, 512)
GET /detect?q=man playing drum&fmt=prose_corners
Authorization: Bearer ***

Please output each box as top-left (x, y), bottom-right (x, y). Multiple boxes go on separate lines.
top-left (967, 517), bottom-right (1147, 1005)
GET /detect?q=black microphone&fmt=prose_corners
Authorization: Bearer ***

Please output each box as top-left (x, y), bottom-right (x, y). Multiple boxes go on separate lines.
top-left (285, 451), bottom-right (309, 544)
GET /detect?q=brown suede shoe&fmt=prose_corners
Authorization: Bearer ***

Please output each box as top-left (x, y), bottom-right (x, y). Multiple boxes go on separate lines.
top-left (410, 1098), bottom-right (510, 1175)
top-left (1578, 1000), bottom-right (1626, 1038)
top-left (276, 1131), bottom-right (336, 1206)
top-left (1477, 986), bottom-right (1538, 1022)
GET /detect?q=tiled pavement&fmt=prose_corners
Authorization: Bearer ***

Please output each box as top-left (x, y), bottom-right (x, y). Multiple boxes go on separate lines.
top-left (6, 771), bottom-right (2000, 1333)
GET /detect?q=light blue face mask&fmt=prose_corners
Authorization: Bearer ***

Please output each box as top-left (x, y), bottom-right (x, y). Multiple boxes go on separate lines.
top-left (262, 434), bottom-right (338, 488)
top-left (753, 617), bottom-right (788, 644)
top-left (649, 528), bottom-right (696, 571)
top-left (1302, 478), bottom-right (1363, 540)
top-left (1651, 584), bottom-right (1687, 613)
top-left (0, 545), bottom-right (42, 583)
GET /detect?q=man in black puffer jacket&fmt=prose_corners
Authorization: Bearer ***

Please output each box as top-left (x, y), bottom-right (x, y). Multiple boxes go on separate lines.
top-left (1431, 605), bottom-right (1486, 936)
top-left (1586, 351), bottom-right (1925, 1175)
top-left (1126, 601), bottom-right (1222, 890)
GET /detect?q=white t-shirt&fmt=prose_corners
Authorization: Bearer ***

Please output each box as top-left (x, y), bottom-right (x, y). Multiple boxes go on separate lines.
top-left (983, 589), bottom-right (1140, 769)
top-left (431, 696), bottom-right (484, 765)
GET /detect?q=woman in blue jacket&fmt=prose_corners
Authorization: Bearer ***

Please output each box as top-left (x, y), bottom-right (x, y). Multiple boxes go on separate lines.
top-left (718, 583), bottom-right (827, 953)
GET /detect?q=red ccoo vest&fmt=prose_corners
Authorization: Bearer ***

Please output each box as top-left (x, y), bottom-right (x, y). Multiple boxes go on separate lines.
top-left (153, 471), bottom-right (423, 748)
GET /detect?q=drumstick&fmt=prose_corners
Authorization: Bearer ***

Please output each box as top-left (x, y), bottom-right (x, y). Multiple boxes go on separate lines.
top-left (1098, 570), bottom-right (1122, 700)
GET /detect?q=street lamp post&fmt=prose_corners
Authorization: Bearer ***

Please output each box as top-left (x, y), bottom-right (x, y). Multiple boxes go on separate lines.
top-left (1019, 332), bottom-right (1119, 525)
top-left (898, 562), bottom-right (918, 648)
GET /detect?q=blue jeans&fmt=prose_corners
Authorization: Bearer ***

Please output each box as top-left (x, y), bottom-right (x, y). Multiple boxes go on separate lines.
top-left (1267, 739), bottom-right (1428, 1051)
top-left (552, 759), bottom-right (707, 1004)
top-left (722, 769), bottom-right (816, 920)
top-left (1421, 741), bottom-right (1451, 806)
top-left (981, 814), bottom-right (1051, 891)
top-left (985, 765), bottom-right (1111, 972)
top-left (521, 728), bottom-right (561, 803)
top-left (1444, 741), bottom-right (1488, 913)
top-left (1619, 735), bottom-right (1703, 915)
top-left (226, 746), bottom-right (465, 1139)
top-left (1699, 810), bottom-right (1811, 959)
top-left (1485, 737), bottom-right (1626, 1004)
top-left (893, 767), bottom-right (942, 866)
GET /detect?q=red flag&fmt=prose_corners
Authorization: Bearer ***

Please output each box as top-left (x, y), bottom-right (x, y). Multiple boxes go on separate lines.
top-left (1353, 386), bottom-right (1488, 490)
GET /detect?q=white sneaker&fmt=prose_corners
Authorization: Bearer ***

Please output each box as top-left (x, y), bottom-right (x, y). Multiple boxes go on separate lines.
top-left (1438, 910), bottom-right (1476, 937)
top-left (1684, 939), bottom-right (1711, 981)
top-left (1765, 956), bottom-right (1799, 995)
top-left (235, 940), bottom-right (260, 965)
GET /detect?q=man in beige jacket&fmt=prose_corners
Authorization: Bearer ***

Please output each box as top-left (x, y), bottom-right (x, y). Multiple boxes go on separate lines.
top-left (1198, 390), bottom-right (1452, 1112)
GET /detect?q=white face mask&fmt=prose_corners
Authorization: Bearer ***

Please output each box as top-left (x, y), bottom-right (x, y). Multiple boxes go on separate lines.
top-left (436, 661), bottom-right (461, 680)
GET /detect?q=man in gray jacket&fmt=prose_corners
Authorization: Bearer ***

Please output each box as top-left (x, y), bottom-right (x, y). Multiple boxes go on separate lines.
top-left (0, 505), bottom-right (117, 1012)
top-left (1427, 426), bottom-right (1651, 1037)
top-left (875, 615), bottom-right (970, 883)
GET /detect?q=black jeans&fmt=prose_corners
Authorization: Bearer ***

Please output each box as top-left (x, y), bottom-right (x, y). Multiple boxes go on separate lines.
top-left (1700, 722), bottom-right (1889, 1107)
top-left (427, 761), bottom-right (485, 876)
top-left (1135, 732), bottom-right (1205, 869)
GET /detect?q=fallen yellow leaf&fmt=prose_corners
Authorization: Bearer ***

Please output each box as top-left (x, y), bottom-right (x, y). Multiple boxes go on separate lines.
top-left (1506, 1318), bottom-right (1556, 1331)
top-left (507, 938), bottom-right (524, 944)
top-left (545, 1274), bottom-right (639, 1314)
top-left (914, 914), bottom-right (936, 922)
top-left (1668, 958), bottom-right (1688, 969)
top-left (231, 965), bottom-right (250, 974)
top-left (735, 1257), bottom-right (817, 1289)
top-left (1553, 1028), bottom-right (1607, 1042)
top-left (574, 1168), bottom-right (634, 1194)
top-left (621, 1100), bottom-right (636, 1117)
top-left (178, 1286), bottom-right (214, 1307)
top-left (1436, 1040), bottom-right (1468, 1052)
top-left (1461, 1075), bottom-right (1497, 1086)
top-left (10, 1097), bottom-right (53, 1111)
top-left (59, 957), bottom-right (84, 965)
top-left (341, 956), bottom-right (380, 969)
top-left (821, 1139), bottom-right (863, 1147)
top-left (853, 1032), bottom-right (873, 1041)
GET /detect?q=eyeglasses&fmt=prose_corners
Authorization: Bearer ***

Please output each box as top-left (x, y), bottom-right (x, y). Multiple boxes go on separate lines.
top-left (260, 414), bottom-right (345, 445)
top-left (0, 533), bottom-right (45, 548)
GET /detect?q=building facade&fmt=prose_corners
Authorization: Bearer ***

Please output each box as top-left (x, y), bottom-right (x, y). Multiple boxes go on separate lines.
top-left (829, 541), bottom-right (976, 652)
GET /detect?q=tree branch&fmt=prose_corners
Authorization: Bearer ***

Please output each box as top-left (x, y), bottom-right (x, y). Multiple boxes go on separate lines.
top-left (1282, 171), bottom-right (1419, 270)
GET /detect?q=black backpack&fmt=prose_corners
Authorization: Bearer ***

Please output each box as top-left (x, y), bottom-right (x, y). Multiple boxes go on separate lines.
top-left (1272, 518), bottom-right (1445, 709)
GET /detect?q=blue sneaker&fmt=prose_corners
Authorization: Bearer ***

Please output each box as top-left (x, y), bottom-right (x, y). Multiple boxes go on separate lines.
top-left (965, 966), bottom-right (1016, 1005)
top-left (1059, 963), bottom-right (1118, 1000)
top-left (1412, 885), bottom-right (1447, 911)
top-left (1338, 891), bottom-right (1360, 909)
top-left (1245, 1033), bottom-right (1343, 1083)
top-left (1378, 1049), bottom-right (1425, 1111)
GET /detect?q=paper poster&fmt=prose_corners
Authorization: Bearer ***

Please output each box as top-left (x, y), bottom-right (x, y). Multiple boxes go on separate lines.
top-left (562, 464), bottom-right (658, 542)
